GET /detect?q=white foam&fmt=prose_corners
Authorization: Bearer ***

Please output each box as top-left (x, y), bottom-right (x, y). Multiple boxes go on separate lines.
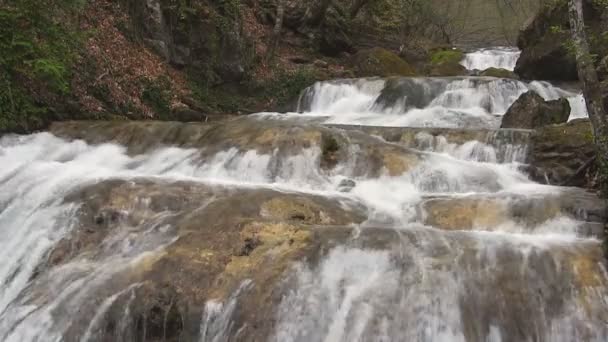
top-left (460, 47), bottom-right (521, 71)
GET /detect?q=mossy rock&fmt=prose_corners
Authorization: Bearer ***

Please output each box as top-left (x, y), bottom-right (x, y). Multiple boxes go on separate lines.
top-left (530, 119), bottom-right (597, 187)
top-left (427, 48), bottom-right (467, 76)
top-left (353, 47), bottom-right (417, 77)
top-left (430, 49), bottom-right (464, 65)
top-left (428, 62), bottom-right (467, 76)
top-left (480, 67), bottom-right (518, 79)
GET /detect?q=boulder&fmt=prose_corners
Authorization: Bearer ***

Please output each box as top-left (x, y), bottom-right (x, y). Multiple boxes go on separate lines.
top-left (529, 119), bottom-right (597, 188)
top-left (126, 0), bottom-right (253, 83)
top-left (353, 48), bottom-right (417, 77)
top-left (479, 67), bottom-right (518, 79)
top-left (428, 49), bottom-right (467, 77)
top-left (514, 0), bottom-right (607, 81)
top-left (501, 91), bottom-right (570, 129)
top-left (428, 62), bottom-right (467, 77)
top-left (373, 77), bottom-right (444, 110)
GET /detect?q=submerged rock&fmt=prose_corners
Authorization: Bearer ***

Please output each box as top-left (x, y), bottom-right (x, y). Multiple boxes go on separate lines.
top-left (421, 190), bottom-right (606, 236)
top-left (501, 91), bottom-right (570, 129)
top-left (373, 77), bottom-right (444, 110)
top-left (37, 179), bottom-right (368, 341)
top-left (337, 179), bottom-right (356, 192)
top-left (50, 118), bottom-right (426, 178)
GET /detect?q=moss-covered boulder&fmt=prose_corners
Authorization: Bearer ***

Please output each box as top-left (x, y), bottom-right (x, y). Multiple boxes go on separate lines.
top-left (353, 48), bottom-right (417, 77)
top-left (373, 77), bottom-right (439, 110)
top-left (126, 0), bottom-right (253, 83)
top-left (427, 49), bottom-right (467, 76)
top-left (515, 0), bottom-right (607, 81)
top-left (501, 91), bottom-right (570, 129)
top-left (479, 67), bottom-right (518, 79)
top-left (529, 119), bottom-right (597, 188)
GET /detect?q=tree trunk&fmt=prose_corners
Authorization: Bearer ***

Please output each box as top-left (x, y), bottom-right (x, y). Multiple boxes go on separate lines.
top-left (568, 0), bottom-right (608, 194)
top-left (350, 0), bottom-right (370, 19)
top-left (303, 0), bottom-right (333, 27)
top-left (284, 0), bottom-right (332, 31)
top-left (267, 0), bottom-right (285, 62)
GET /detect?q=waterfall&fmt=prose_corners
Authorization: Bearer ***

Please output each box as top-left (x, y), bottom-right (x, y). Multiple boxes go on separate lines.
top-left (286, 77), bottom-right (587, 128)
top-left (460, 47), bottom-right (521, 71)
top-left (1, 48), bottom-right (606, 342)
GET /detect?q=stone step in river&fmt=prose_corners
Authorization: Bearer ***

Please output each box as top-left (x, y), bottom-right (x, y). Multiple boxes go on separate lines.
top-left (0, 48), bottom-right (606, 342)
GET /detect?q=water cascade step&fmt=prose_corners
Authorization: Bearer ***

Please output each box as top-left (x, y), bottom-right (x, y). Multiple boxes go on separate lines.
top-left (0, 48), bottom-right (606, 342)
top-left (460, 47), bottom-right (521, 71)
top-left (286, 76), bottom-right (587, 128)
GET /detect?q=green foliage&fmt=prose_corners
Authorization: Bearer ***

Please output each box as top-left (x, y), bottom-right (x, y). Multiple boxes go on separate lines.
top-left (549, 25), bottom-right (565, 34)
top-left (266, 68), bottom-right (318, 108)
top-left (0, 0), bottom-right (83, 132)
top-left (141, 76), bottom-right (173, 119)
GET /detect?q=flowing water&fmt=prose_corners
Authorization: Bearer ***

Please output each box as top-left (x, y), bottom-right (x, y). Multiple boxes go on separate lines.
top-left (460, 47), bottom-right (521, 71)
top-left (0, 48), bottom-right (606, 341)
top-left (286, 76), bottom-right (588, 127)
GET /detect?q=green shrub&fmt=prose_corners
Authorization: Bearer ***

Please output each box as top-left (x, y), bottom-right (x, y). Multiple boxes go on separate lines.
top-left (267, 68), bottom-right (318, 107)
top-left (141, 76), bottom-right (173, 119)
top-left (0, 0), bottom-right (83, 133)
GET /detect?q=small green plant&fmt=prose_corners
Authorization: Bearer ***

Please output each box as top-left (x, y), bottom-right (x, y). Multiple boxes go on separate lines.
top-left (267, 68), bottom-right (317, 107)
top-left (0, 0), bottom-right (84, 132)
top-left (141, 76), bottom-right (173, 119)
top-left (549, 25), bottom-right (565, 34)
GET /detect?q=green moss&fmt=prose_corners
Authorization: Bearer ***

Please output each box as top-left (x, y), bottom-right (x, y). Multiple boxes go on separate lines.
top-left (427, 48), bottom-right (466, 76)
top-left (353, 47), bottom-right (417, 77)
top-left (479, 67), bottom-right (517, 79)
top-left (538, 119), bottom-right (593, 147)
top-left (430, 49), bottom-right (464, 66)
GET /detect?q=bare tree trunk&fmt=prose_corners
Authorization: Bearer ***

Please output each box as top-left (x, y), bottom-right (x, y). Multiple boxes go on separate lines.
top-left (568, 0), bottom-right (608, 194)
top-left (304, 0), bottom-right (333, 27)
top-left (267, 0), bottom-right (285, 62)
top-left (284, 0), bottom-right (333, 31)
top-left (350, 0), bottom-right (371, 19)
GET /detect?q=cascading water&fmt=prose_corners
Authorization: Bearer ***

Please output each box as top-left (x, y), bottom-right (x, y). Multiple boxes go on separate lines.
top-left (460, 47), bottom-right (521, 71)
top-left (284, 76), bottom-right (588, 128)
top-left (1, 48), bottom-right (607, 342)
